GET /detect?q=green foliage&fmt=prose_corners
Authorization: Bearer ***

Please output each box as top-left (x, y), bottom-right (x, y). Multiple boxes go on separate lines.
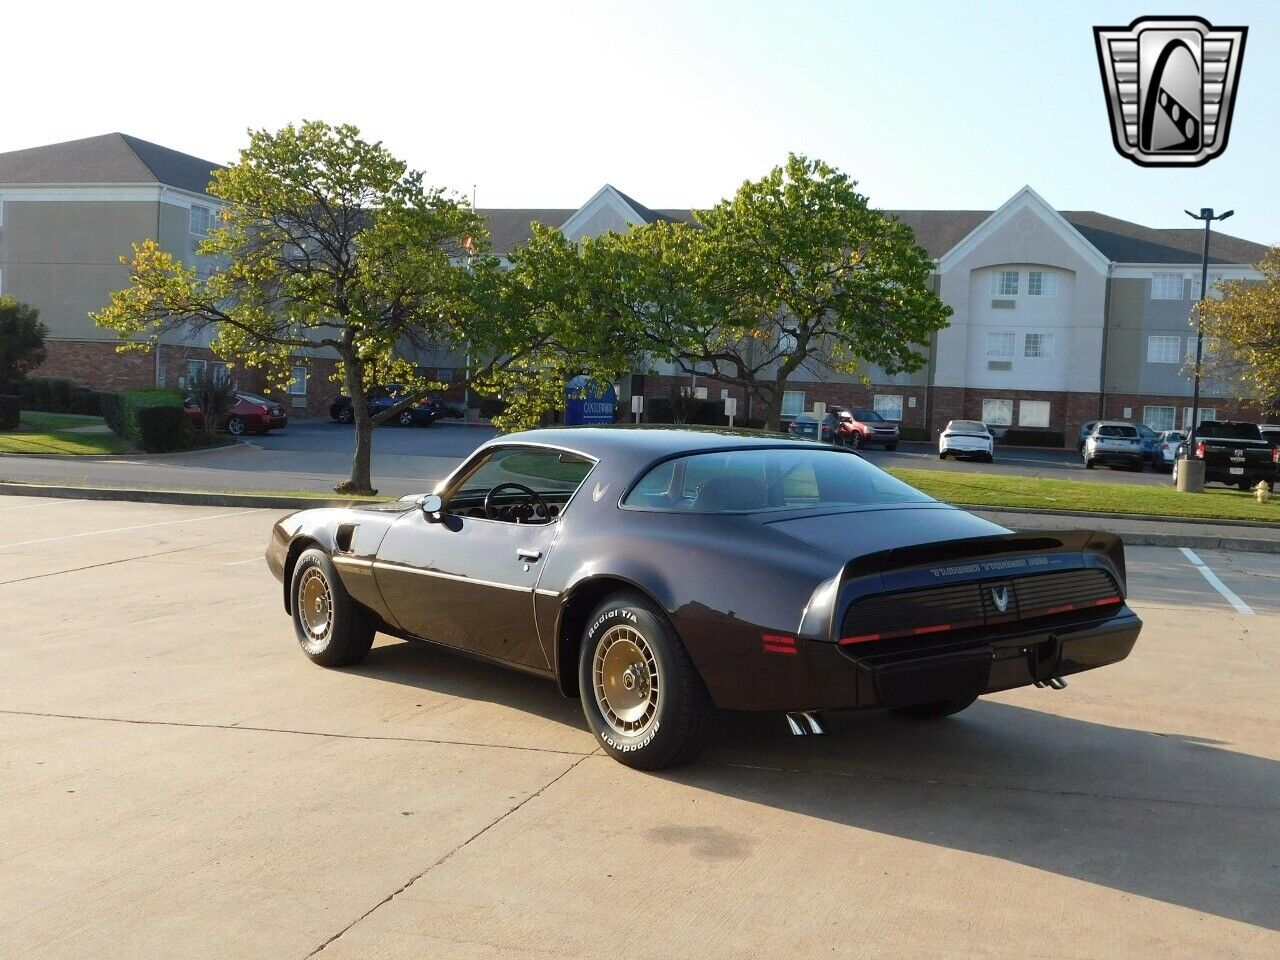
top-left (0, 296), bottom-right (48, 392)
top-left (136, 405), bottom-right (195, 453)
top-left (68, 386), bottom-right (100, 416)
top-left (0, 394), bottom-right (19, 431)
top-left (600, 154), bottom-right (952, 428)
top-left (98, 391), bottom-right (125, 437)
top-left (1197, 247), bottom-right (1280, 402)
top-left (97, 389), bottom-right (182, 441)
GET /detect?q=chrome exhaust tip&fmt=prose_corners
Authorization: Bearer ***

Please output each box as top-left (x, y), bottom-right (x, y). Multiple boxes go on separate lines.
top-left (1034, 677), bottom-right (1069, 690)
top-left (785, 711), bottom-right (826, 735)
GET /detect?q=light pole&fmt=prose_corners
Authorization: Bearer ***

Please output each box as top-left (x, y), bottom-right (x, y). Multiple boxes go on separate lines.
top-left (1176, 207), bottom-right (1233, 493)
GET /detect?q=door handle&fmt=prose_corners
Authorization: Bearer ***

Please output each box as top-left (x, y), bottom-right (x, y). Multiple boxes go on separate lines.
top-left (516, 548), bottom-right (542, 563)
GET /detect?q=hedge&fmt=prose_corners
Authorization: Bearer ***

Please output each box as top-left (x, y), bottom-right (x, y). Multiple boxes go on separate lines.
top-left (998, 428), bottom-right (1065, 448)
top-left (16, 376), bottom-right (99, 415)
top-left (136, 405), bottom-right (195, 452)
top-left (0, 394), bottom-right (19, 431)
top-left (98, 389), bottom-right (184, 441)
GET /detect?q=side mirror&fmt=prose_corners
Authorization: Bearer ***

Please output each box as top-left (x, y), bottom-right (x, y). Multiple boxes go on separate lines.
top-left (419, 493), bottom-right (444, 522)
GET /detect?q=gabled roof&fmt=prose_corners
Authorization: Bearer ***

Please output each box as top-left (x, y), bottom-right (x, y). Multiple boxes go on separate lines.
top-left (0, 133), bottom-right (223, 195)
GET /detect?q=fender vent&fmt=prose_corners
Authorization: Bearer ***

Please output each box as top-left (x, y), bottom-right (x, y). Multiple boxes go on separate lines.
top-left (335, 523), bottom-right (356, 553)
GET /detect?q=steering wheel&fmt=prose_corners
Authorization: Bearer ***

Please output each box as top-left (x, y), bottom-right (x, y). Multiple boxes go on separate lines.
top-left (484, 482), bottom-right (550, 523)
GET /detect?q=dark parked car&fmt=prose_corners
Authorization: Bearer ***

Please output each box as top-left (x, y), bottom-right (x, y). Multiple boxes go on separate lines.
top-left (266, 428), bottom-right (1142, 769)
top-left (185, 392), bottom-right (288, 436)
top-left (787, 412), bottom-right (837, 443)
top-left (1174, 420), bottom-right (1279, 491)
top-left (329, 384), bottom-right (442, 426)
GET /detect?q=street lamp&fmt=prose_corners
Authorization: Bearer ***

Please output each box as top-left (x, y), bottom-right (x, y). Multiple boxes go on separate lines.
top-left (1177, 207), bottom-right (1233, 492)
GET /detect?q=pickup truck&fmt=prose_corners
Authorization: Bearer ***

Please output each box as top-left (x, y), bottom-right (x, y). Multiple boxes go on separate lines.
top-left (1175, 420), bottom-right (1279, 491)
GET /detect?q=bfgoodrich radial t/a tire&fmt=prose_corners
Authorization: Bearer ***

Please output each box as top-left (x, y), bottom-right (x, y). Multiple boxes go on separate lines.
top-left (291, 548), bottom-right (375, 667)
top-left (579, 592), bottom-right (714, 769)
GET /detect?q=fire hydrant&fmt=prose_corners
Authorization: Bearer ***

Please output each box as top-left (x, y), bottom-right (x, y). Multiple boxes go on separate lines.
top-left (1256, 481), bottom-right (1273, 505)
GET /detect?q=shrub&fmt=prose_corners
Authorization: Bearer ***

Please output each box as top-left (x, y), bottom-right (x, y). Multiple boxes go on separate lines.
top-left (68, 386), bottom-right (100, 416)
top-left (999, 428), bottom-right (1065, 448)
top-left (0, 394), bottom-right (19, 431)
top-left (0, 296), bottom-right (47, 393)
top-left (898, 426), bottom-right (930, 442)
top-left (99, 391), bottom-right (126, 437)
top-left (645, 396), bottom-right (722, 425)
top-left (46, 378), bottom-right (72, 413)
top-left (136, 405), bottom-right (194, 452)
top-left (23, 377), bottom-right (51, 410)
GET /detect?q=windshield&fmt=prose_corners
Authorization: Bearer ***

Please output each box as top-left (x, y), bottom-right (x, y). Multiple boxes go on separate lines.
top-left (623, 447), bottom-right (933, 514)
top-left (852, 409), bottom-right (883, 422)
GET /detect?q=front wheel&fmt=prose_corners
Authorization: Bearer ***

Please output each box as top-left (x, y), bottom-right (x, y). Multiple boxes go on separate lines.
top-left (398, 410), bottom-right (415, 426)
top-left (291, 548), bottom-right (375, 667)
top-left (227, 416), bottom-right (246, 436)
top-left (890, 694), bottom-right (978, 720)
top-left (336, 406), bottom-right (354, 424)
top-left (848, 432), bottom-right (862, 450)
top-left (579, 592), bottom-right (714, 769)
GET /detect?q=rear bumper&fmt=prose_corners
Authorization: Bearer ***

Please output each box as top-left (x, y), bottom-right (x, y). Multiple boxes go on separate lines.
top-left (768, 609), bottom-right (1141, 713)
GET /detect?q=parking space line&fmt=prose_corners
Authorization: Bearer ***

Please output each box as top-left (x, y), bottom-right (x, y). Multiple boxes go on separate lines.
top-left (224, 556), bottom-right (264, 566)
top-left (0, 498), bottom-right (71, 511)
top-left (0, 509), bottom-right (260, 551)
top-left (1180, 548), bottom-right (1254, 615)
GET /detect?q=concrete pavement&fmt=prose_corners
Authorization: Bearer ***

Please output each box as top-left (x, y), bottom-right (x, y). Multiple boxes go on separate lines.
top-left (0, 495), bottom-right (1276, 958)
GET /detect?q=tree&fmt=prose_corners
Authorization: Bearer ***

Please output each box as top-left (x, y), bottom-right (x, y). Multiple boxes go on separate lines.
top-left (1197, 247), bottom-right (1280, 412)
top-left (187, 365), bottom-right (237, 440)
top-left (92, 121), bottom-right (487, 495)
top-left (0, 296), bottom-right (48, 392)
top-left (611, 154), bottom-right (952, 429)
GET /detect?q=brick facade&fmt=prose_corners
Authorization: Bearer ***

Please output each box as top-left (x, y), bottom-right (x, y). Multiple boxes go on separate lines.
top-left (1101, 392), bottom-right (1272, 431)
top-left (928, 386), bottom-right (1101, 446)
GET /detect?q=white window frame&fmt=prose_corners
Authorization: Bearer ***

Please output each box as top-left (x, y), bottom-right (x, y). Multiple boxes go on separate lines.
top-left (781, 390), bottom-right (806, 418)
top-left (1143, 405), bottom-right (1176, 433)
top-left (872, 394), bottom-right (903, 421)
top-left (981, 398), bottom-right (1014, 426)
top-left (1027, 270), bottom-right (1057, 297)
top-left (1017, 400), bottom-right (1051, 428)
top-left (1182, 407), bottom-right (1217, 429)
top-left (986, 331), bottom-right (1015, 359)
top-left (1151, 272), bottom-right (1185, 300)
top-left (1023, 332), bottom-right (1054, 359)
top-left (288, 365), bottom-right (308, 396)
top-left (991, 270), bottom-right (1020, 296)
top-left (1147, 335), bottom-right (1182, 364)
top-left (189, 204), bottom-right (212, 237)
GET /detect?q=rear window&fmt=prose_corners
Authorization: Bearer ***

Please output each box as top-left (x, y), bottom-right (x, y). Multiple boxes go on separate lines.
top-left (1097, 425), bottom-right (1138, 438)
top-left (947, 420), bottom-right (986, 432)
top-left (1196, 421), bottom-right (1263, 441)
top-left (623, 448), bottom-right (932, 514)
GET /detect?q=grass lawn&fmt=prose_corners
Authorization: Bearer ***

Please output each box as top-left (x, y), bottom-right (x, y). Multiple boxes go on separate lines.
top-left (0, 411), bottom-right (130, 456)
top-left (890, 468), bottom-right (1280, 524)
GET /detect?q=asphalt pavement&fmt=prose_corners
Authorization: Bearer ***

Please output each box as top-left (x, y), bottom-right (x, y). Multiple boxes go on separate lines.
top-left (0, 420), bottom-right (1176, 496)
top-left (1, 495), bottom-right (1276, 959)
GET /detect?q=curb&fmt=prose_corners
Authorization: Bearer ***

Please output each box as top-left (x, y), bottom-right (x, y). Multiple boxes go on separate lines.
top-left (0, 482), bottom-right (382, 512)
top-left (1, 481), bottom-right (1276, 553)
top-left (956, 502), bottom-right (1279, 530)
top-left (1, 440), bottom-right (248, 462)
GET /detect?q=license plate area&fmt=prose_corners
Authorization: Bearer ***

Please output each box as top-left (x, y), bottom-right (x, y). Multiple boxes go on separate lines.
top-left (1229, 467), bottom-right (1244, 475)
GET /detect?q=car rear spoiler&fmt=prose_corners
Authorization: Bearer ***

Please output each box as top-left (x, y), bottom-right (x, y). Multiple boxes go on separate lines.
top-left (842, 530), bottom-right (1128, 593)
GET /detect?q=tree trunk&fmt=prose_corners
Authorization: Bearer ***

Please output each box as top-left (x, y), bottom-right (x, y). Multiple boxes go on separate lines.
top-left (761, 385), bottom-right (784, 432)
top-left (335, 355), bottom-right (377, 496)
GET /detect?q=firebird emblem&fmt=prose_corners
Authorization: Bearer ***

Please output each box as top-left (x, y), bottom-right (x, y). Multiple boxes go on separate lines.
top-left (990, 586), bottom-right (1010, 613)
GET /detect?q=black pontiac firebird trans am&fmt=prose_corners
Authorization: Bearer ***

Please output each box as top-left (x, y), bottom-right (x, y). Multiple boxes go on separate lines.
top-left (267, 428), bottom-right (1142, 769)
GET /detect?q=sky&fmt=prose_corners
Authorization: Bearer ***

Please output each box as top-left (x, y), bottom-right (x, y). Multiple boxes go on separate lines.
top-left (3, 0), bottom-right (1275, 245)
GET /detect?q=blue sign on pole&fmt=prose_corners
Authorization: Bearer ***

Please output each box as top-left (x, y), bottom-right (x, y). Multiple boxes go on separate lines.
top-left (564, 375), bottom-right (617, 425)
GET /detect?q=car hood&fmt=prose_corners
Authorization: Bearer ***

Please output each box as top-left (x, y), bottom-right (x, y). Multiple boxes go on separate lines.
top-left (764, 504), bottom-right (1008, 560)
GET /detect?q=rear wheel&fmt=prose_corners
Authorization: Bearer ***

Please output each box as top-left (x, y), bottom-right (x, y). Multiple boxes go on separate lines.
top-left (1084, 457), bottom-right (1095, 469)
top-left (291, 548), bottom-right (375, 667)
top-left (579, 592), bottom-right (714, 769)
top-left (227, 416), bottom-right (246, 436)
top-left (938, 450), bottom-right (948, 460)
top-left (890, 694), bottom-right (978, 720)
top-left (398, 409), bottom-right (414, 426)
top-left (336, 406), bottom-right (354, 424)
top-left (884, 443), bottom-right (898, 451)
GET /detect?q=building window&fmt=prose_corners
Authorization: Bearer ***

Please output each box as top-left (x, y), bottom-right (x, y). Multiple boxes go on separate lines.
top-left (1027, 271), bottom-right (1057, 297)
top-left (1151, 272), bottom-right (1185, 300)
top-left (1024, 332), bottom-right (1054, 358)
top-left (986, 331), bottom-right (1015, 359)
top-left (981, 398), bottom-right (1014, 426)
top-left (1144, 405), bottom-right (1176, 432)
top-left (1182, 407), bottom-right (1217, 429)
top-left (991, 270), bottom-right (1020, 296)
top-left (1018, 400), bottom-right (1051, 428)
top-left (1147, 335), bottom-right (1182, 364)
top-left (781, 390), bottom-right (805, 418)
top-left (873, 394), bottom-right (903, 421)
top-left (288, 365), bottom-right (308, 396)
top-left (190, 204), bottom-right (212, 236)
top-left (184, 359), bottom-right (207, 388)
top-left (436, 367), bottom-right (452, 382)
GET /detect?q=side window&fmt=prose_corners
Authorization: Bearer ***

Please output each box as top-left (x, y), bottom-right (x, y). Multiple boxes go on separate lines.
top-left (446, 447), bottom-right (594, 522)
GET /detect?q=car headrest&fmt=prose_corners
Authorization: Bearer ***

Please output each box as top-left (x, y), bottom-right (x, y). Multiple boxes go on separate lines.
top-left (692, 475), bottom-right (769, 512)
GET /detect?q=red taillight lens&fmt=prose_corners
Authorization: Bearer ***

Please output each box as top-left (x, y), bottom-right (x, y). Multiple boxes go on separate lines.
top-left (1273, 447), bottom-right (1279, 465)
top-left (1195, 441), bottom-right (1206, 458)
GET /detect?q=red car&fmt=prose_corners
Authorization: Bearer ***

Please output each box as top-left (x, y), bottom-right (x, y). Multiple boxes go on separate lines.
top-left (185, 392), bottom-right (288, 436)
top-left (833, 408), bottom-right (900, 450)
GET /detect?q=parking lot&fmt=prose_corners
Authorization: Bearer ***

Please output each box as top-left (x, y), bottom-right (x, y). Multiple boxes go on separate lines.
top-left (1, 494), bottom-right (1277, 959)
